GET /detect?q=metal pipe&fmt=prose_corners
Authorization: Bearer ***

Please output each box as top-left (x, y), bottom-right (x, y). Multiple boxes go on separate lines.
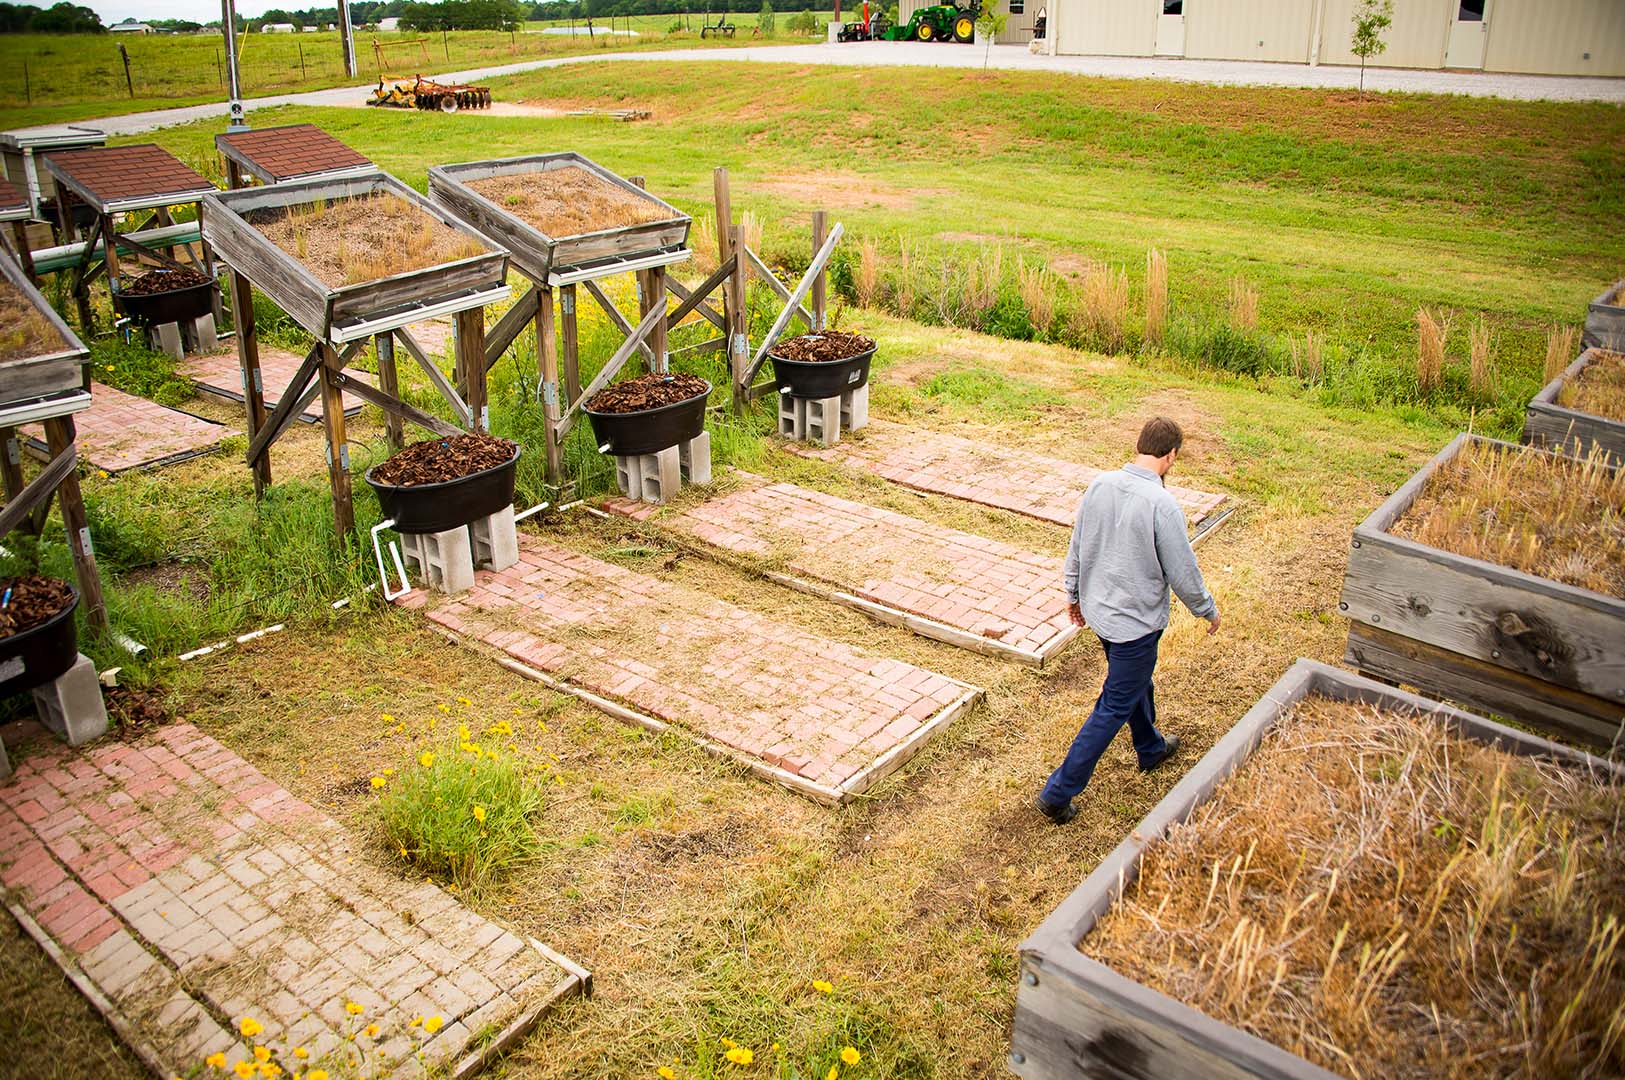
top-left (221, 0), bottom-right (246, 130)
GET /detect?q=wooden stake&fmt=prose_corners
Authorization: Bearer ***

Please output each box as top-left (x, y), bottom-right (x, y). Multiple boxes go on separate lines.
top-left (560, 283), bottom-right (581, 407)
top-left (726, 224), bottom-right (750, 411)
top-left (645, 265), bottom-right (669, 374)
top-left (375, 331), bottom-right (403, 451)
top-left (712, 166), bottom-right (734, 269)
top-left (43, 417), bottom-right (106, 633)
top-left (811, 210), bottom-right (827, 331)
top-left (536, 285), bottom-right (564, 485)
top-left (318, 343), bottom-right (354, 540)
top-left (8, 221), bottom-right (35, 281)
top-left (456, 307), bottom-right (487, 432)
top-left (0, 426), bottom-right (27, 529)
top-left (230, 268), bottom-right (272, 496)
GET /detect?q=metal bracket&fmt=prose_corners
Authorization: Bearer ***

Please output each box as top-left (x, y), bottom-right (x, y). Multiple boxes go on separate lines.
top-left (77, 526), bottom-right (93, 557)
top-left (5, 438), bottom-right (17, 466)
top-left (338, 444), bottom-right (350, 470)
top-left (542, 381), bottom-right (559, 407)
top-left (561, 291), bottom-right (575, 315)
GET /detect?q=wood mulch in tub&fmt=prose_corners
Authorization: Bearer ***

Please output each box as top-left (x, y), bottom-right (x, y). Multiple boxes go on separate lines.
top-left (369, 433), bottom-right (516, 486)
top-left (771, 331), bottom-right (875, 363)
top-left (250, 192), bottom-right (487, 288)
top-left (1389, 438), bottom-right (1625, 598)
top-left (1083, 694), bottom-right (1625, 1080)
top-left (585, 372), bottom-right (708, 414)
top-left (465, 165), bottom-right (671, 238)
top-left (0, 576), bottom-right (74, 639)
top-left (117, 266), bottom-right (210, 296)
top-left (0, 279), bottom-right (66, 362)
top-left (1558, 348), bottom-right (1625, 423)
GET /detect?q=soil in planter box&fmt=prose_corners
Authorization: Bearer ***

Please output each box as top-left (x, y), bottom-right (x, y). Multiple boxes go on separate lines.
top-left (0, 576), bottom-right (73, 640)
top-left (118, 266), bottom-right (210, 296)
top-left (1557, 348), bottom-right (1625, 422)
top-left (370, 433), bottom-right (516, 487)
top-left (251, 192), bottom-right (489, 288)
top-left (1389, 439), bottom-right (1624, 597)
top-left (0, 279), bottom-right (67, 363)
top-left (1084, 694), bottom-right (1625, 1080)
top-left (771, 330), bottom-right (875, 363)
top-left (585, 372), bottom-right (708, 414)
top-left (466, 166), bottom-right (671, 239)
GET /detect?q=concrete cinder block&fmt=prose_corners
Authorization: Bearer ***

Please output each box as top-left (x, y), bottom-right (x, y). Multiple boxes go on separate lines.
top-left (640, 445), bottom-right (681, 503)
top-left (184, 313), bottom-right (219, 353)
top-left (679, 431), bottom-right (711, 486)
top-left (400, 526), bottom-right (475, 594)
top-left (32, 654), bottom-right (108, 747)
top-left (776, 392), bottom-right (804, 440)
top-left (841, 383), bottom-right (869, 432)
top-left (470, 504), bottom-right (518, 572)
top-left (148, 322), bottom-right (183, 360)
top-left (804, 395), bottom-right (842, 446)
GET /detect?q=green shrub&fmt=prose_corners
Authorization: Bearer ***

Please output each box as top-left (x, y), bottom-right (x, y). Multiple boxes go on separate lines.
top-left (375, 735), bottom-right (546, 890)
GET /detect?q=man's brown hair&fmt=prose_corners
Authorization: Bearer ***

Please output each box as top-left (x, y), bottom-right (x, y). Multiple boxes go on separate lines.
top-left (1137, 417), bottom-right (1184, 458)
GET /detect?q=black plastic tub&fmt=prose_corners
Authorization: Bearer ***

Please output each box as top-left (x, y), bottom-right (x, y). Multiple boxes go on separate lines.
top-left (770, 344), bottom-right (876, 400)
top-left (364, 443), bottom-right (521, 535)
top-left (112, 277), bottom-right (217, 327)
top-left (0, 586), bottom-right (79, 699)
top-left (584, 379), bottom-right (711, 456)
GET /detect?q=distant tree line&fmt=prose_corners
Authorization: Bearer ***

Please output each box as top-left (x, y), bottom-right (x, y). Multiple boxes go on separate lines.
top-left (399, 0), bottom-right (524, 31)
top-left (0, 1), bottom-right (103, 33)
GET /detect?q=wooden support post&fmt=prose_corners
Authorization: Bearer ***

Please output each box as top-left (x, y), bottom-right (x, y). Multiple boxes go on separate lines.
top-left (726, 225), bottom-right (750, 411)
top-left (456, 308), bottom-right (487, 433)
top-left (7, 221), bottom-right (35, 281)
top-left (376, 331), bottom-right (403, 451)
top-left (0, 426), bottom-right (27, 533)
top-left (230, 269), bottom-right (272, 497)
top-left (536, 285), bottom-right (564, 485)
top-left (59, 192), bottom-right (92, 331)
top-left (100, 214), bottom-right (122, 293)
top-left (43, 418), bottom-right (106, 634)
top-left (645, 265), bottom-right (668, 374)
top-left (318, 343), bottom-right (354, 540)
top-left (713, 166), bottom-right (734, 270)
top-left (811, 210), bottom-right (827, 331)
top-left (560, 283), bottom-right (581, 408)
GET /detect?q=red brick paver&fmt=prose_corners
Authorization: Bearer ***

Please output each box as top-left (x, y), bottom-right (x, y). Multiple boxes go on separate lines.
top-left (605, 473), bottom-right (1079, 665)
top-left (25, 382), bottom-right (237, 473)
top-left (785, 419), bottom-right (1228, 528)
top-left (0, 724), bottom-right (586, 1078)
top-left (184, 347), bottom-right (371, 422)
top-left (398, 535), bottom-right (980, 801)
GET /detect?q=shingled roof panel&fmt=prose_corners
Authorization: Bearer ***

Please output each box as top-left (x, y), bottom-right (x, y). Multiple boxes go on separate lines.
top-left (215, 124), bottom-right (372, 183)
top-left (0, 178), bottom-right (27, 216)
top-left (42, 144), bottom-right (215, 210)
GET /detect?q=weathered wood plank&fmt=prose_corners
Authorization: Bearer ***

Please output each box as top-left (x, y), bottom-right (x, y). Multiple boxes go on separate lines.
top-left (582, 279), bottom-right (656, 366)
top-left (0, 241), bottom-right (87, 405)
top-left (665, 267), bottom-right (730, 332)
top-left (1522, 347), bottom-right (1623, 465)
top-left (1584, 281), bottom-right (1624, 351)
top-left (332, 371), bottom-right (459, 439)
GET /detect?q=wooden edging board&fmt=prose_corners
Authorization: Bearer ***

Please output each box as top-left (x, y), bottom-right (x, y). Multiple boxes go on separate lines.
top-left (0, 242), bottom-right (89, 406)
top-left (1338, 431), bottom-right (1625, 743)
top-left (201, 170), bottom-right (509, 343)
top-left (1585, 279), bottom-right (1624, 352)
top-left (428, 152), bottom-right (689, 284)
top-left (1524, 346), bottom-right (1623, 465)
top-left (1009, 657), bottom-right (1624, 1080)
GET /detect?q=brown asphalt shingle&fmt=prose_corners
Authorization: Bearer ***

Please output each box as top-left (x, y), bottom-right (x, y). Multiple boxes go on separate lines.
top-left (42, 144), bottom-right (215, 209)
top-left (215, 124), bottom-right (372, 183)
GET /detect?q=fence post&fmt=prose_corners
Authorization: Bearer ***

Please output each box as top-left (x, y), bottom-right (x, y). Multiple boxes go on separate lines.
top-left (811, 210), bottom-right (827, 331)
top-left (118, 42), bottom-right (133, 97)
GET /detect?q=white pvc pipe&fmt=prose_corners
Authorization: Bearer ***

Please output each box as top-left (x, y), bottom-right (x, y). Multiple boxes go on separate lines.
top-left (370, 518), bottom-right (411, 601)
top-left (514, 501), bottom-right (551, 523)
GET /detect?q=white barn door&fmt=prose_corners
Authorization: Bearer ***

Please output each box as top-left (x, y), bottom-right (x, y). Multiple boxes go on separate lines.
top-left (1445, 0), bottom-right (1491, 68)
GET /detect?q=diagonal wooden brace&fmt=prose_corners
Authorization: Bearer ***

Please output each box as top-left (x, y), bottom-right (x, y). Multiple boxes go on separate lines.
top-left (0, 444), bottom-right (76, 540)
top-left (747, 222), bottom-right (844, 384)
top-left (558, 299), bottom-right (668, 434)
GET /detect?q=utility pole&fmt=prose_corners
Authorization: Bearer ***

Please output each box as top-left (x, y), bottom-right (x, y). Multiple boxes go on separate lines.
top-left (337, 0), bottom-right (357, 78)
top-left (221, 0), bottom-right (247, 129)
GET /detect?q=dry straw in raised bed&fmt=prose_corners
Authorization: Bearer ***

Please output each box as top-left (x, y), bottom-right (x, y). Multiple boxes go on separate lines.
top-left (1084, 695), bottom-right (1625, 1080)
top-left (466, 165), bottom-right (670, 239)
top-left (253, 192), bottom-right (487, 288)
top-left (0, 279), bottom-right (66, 362)
top-left (1557, 348), bottom-right (1625, 422)
top-left (1390, 439), bottom-right (1624, 597)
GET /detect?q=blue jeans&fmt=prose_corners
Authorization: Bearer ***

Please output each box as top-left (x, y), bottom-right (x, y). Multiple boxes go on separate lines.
top-left (1040, 629), bottom-right (1166, 808)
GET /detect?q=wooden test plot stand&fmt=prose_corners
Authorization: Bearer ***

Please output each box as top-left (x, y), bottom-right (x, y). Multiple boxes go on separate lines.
top-left (202, 170), bottom-right (511, 537)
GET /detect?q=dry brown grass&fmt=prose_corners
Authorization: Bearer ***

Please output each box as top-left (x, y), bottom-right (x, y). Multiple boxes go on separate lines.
top-left (1070, 260), bottom-right (1129, 353)
top-left (467, 165), bottom-right (672, 239)
top-left (1468, 316), bottom-right (1496, 400)
top-left (894, 239), bottom-right (916, 318)
top-left (1085, 694), bottom-right (1625, 1080)
top-left (1416, 306), bottom-right (1449, 397)
top-left (1291, 329), bottom-right (1323, 383)
top-left (855, 237), bottom-right (881, 309)
top-left (737, 209), bottom-right (763, 256)
top-left (1391, 439), bottom-right (1625, 597)
top-left (0, 278), bottom-right (66, 362)
top-left (1557, 349), bottom-right (1625, 422)
top-left (1017, 261), bottom-right (1057, 337)
top-left (255, 193), bottom-right (489, 288)
top-left (1546, 324), bottom-right (1580, 385)
top-left (1144, 248), bottom-right (1168, 347)
top-left (689, 211), bottom-right (719, 276)
top-left (1227, 276), bottom-right (1259, 332)
top-left (965, 243), bottom-right (1003, 317)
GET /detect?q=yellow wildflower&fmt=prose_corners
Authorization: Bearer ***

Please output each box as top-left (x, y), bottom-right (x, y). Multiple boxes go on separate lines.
top-left (239, 1018), bottom-right (264, 1038)
top-left (364, 1023), bottom-right (380, 1038)
top-left (472, 805), bottom-right (487, 824)
top-left (258, 1065), bottom-right (282, 1079)
top-left (438, 704), bottom-right (449, 713)
top-left (423, 1015), bottom-right (444, 1033)
top-left (206, 1052), bottom-right (228, 1070)
top-left (308, 1072), bottom-right (329, 1080)
top-left (382, 713), bottom-right (395, 723)
top-left (398, 845), bottom-right (409, 858)
top-left (721, 1038), bottom-right (737, 1049)
top-left (840, 1047), bottom-right (860, 1066)
top-left (811, 980), bottom-right (833, 994)
top-left (234, 1063), bottom-right (255, 1079)
top-left (254, 1046), bottom-right (271, 1062)
top-left (292, 1048), bottom-right (308, 1060)
top-left (771, 1043), bottom-right (781, 1052)
top-left (382, 768), bottom-right (394, 776)
top-left (826, 1069), bottom-right (838, 1080)
top-left (723, 1047), bottom-right (753, 1065)
top-left (409, 1016), bottom-right (423, 1028)
top-left (345, 1001), bottom-right (364, 1016)
top-left (419, 752), bottom-right (435, 767)
top-left (370, 776), bottom-right (387, 789)
top-left (457, 696), bottom-right (471, 706)
top-left (458, 723), bottom-right (471, 742)
top-left (658, 1068), bottom-right (676, 1080)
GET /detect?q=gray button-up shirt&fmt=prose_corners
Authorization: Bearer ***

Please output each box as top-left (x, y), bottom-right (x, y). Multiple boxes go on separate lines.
top-left (1063, 462), bottom-right (1217, 643)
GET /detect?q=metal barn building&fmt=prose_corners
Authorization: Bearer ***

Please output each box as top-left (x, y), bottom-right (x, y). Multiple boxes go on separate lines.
top-left (955, 0), bottom-right (1625, 76)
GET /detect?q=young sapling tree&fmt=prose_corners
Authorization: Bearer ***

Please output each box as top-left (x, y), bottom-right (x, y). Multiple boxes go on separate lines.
top-left (1350, 0), bottom-right (1393, 93)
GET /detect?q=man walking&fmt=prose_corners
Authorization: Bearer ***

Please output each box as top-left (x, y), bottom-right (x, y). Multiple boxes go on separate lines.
top-left (1036, 417), bottom-right (1220, 825)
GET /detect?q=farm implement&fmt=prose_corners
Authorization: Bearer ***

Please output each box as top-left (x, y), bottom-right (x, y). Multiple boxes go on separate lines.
top-left (838, 0), bottom-right (979, 42)
top-left (367, 75), bottom-right (493, 113)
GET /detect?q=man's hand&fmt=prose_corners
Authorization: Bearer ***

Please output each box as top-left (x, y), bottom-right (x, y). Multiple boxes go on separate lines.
top-left (1207, 613), bottom-right (1221, 636)
top-left (1068, 601), bottom-right (1085, 627)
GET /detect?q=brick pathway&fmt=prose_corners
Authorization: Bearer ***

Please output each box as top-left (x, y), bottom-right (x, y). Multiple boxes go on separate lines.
top-left (184, 348), bottom-right (371, 423)
top-left (24, 383), bottom-right (237, 473)
top-left (398, 535), bottom-right (981, 803)
top-left (784, 419), bottom-right (1228, 528)
top-left (604, 474), bottom-right (1079, 666)
top-left (0, 724), bottom-right (587, 1079)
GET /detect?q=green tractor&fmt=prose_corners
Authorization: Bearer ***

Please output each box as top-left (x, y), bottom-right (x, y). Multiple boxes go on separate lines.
top-left (882, 0), bottom-right (979, 42)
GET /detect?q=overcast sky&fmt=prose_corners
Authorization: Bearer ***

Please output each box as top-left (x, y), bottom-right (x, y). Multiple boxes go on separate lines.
top-left (87, 0), bottom-right (327, 26)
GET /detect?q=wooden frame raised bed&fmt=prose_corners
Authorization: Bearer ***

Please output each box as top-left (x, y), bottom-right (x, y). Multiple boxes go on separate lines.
top-left (1586, 278), bottom-right (1625, 352)
top-left (1525, 345), bottom-right (1624, 464)
top-left (1339, 432), bottom-right (1624, 747)
top-left (1009, 657), bottom-right (1620, 1080)
top-left (0, 248), bottom-right (87, 406)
